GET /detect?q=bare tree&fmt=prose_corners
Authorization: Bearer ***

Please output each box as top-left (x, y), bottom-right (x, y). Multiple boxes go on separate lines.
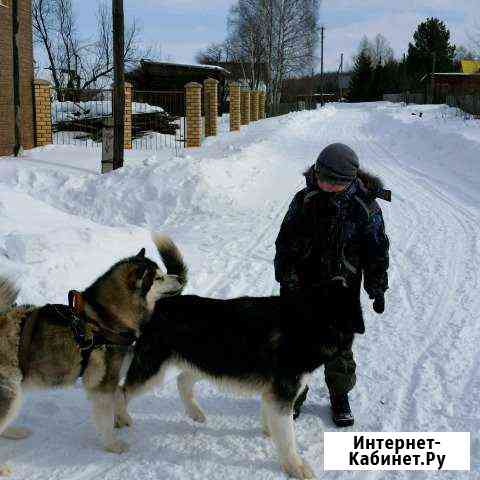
top-left (33, 0), bottom-right (70, 91)
top-left (223, 0), bottom-right (321, 109)
top-left (226, 0), bottom-right (267, 90)
top-left (79, 1), bottom-right (154, 89)
top-left (355, 34), bottom-right (394, 67)
top-left (195, 42), bottom-right (229, 65)
top-left (261, 0), bottom-right (321, 109)
top-left (33, 0), bottom-right (161, 92)
top-left (454, 45), bottom-right (477, 61)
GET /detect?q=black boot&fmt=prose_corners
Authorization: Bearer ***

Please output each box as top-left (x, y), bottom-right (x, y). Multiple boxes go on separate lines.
top-left (330, 393), bottom-right (354, 427)
top-left (293, 385), bottom-right (309, 420)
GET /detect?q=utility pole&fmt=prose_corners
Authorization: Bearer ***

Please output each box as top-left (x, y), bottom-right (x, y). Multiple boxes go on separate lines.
top-left (338, 53), bottom-right (344, 100)
top-left (403, 53), bottom-right (408, 106)
top-left (320, 26), bottom-right (325, 107)
top-left (112, 0), bottom-right (125, 170)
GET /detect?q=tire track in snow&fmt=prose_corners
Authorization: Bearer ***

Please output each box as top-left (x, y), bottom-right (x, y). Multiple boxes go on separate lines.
top-left (356, 134), bottom-right (480, 439)
top-left (202, 180), bottom-right (303, 299)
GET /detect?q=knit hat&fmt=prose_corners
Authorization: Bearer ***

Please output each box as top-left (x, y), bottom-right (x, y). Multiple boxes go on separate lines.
top-left (315, 143), bottom-right (360, 185)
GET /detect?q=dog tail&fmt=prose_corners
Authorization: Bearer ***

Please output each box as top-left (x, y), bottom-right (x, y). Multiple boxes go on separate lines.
top-left (152, 234), bottom-right (188, 290)
top-left (0, 276), bottom-right (19, 311)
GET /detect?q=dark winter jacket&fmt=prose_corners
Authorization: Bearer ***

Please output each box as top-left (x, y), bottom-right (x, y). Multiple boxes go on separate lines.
top-left (274, 166), bottom-right (390, 334)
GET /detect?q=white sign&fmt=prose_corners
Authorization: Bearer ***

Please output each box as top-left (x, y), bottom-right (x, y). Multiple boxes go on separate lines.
top-left (324, 432), bottom-right (470, 471)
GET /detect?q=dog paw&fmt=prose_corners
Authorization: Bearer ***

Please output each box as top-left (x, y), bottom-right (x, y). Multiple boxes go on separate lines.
top-left (1, 427), bottom-right (32, 440)
top-left (114, 413), bottom-right (133, 429)
top-left (0, 465), bottom-right (12, 477)
top-left (186, 406), bottom-right (206, 423)
top-left (104, 439), bottom-right (130, 454)
top-left (282, 458), bottom-right (315, 479)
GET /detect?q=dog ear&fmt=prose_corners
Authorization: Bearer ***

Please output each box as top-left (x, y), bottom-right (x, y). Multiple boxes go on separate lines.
top-left (136, 248), bottom-right (146, 259)
top-left (127, 264), bottom-right (148, 291)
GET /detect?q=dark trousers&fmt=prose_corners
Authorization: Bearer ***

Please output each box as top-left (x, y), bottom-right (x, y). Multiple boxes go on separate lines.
top-left (324, 338), bottom-right (356, 396)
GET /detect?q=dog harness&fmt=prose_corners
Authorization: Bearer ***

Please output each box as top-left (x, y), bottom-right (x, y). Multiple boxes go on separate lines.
top-left (18, 294), bottom-right (136, 379)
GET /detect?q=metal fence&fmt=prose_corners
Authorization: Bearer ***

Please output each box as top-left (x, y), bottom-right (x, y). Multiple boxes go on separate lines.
top-left (383, 93), bottom-right (426, 105)
top-left (51, 88), bottom-right (186, 153)
top-left (446, 94), bottom-right (480, 118)
top-left (52, 89), bottom-right (113, 147)
top-left (132, 90), bottom-right (185, 152)
top-left (267, 99), bottom-right (317, 118)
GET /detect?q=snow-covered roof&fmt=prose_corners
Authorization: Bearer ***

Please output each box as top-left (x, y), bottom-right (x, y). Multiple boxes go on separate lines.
top-left (420, 72), bottom-right (480, 82)
top-left (433, 72), bottom-right (480, 76)
top-left (141, 60), bottom-right (230, 75)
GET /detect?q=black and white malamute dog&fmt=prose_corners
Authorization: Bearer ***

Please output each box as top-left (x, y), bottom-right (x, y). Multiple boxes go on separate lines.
top-left (116, 282), bottom-right (362, 479)
top-left (0, 235), bottom-right (187, 477)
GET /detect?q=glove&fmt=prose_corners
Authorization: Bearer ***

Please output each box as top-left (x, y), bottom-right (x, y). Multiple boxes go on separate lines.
top-left (372, 293), bottom-right (385, 314)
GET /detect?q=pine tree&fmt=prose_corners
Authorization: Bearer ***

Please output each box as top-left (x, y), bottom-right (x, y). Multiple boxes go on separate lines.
top-left (348, 51), bottom-right (374, 102)
top-left (406, 17), bottom-right (456, 81)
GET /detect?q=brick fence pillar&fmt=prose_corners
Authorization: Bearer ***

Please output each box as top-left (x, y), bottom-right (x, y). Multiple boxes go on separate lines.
top-left (250, 90), bottom-right (259, 122)
top-left (259, 91), bottom-right (266, 119)
top-left (240, 90), bottom-right (251, 126)
top-left (124, 82), bottom-right (132, 149)
top-left (203, 81), bottom-right (210, 137)
top-left (33, 79), bottom-right (52, 146)
top-left (229, 83), bottom-right (241, 132)
top-left (204, 78), bottom-right (219, 137)
top-left (185, 82), bottom-right (202, 148)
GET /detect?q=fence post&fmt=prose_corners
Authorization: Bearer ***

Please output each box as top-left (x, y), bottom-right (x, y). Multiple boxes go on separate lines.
top-left (204, 78), bottom-right (219, 137)
top-left (34, 79), bottom-right (52, 147)
top-left (241, 89), bottom-right (251, 125)
top-left (185, 82), bottom-right (202, 148)
top-left (250, 91), bottom-right (259, 122)
top-left (259, 91), bottom-right (266, 119)
top-left (124, 82), bottom-right (132, 149)
top-left (229, 83), bottom-right (241, 132)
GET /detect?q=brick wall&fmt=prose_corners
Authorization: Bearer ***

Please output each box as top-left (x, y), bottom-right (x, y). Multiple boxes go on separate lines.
top-left (0, 0), bottom-right (35, 156)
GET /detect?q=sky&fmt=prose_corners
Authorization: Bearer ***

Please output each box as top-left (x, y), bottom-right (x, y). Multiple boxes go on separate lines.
top-left (65, 0), bottom-right (480, 73)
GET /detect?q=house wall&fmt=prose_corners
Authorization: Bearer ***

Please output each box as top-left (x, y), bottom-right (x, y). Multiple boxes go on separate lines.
top-left (433, 75), bottom-right (480, 96)
top-left (0, 0), bottom-right (35, 156)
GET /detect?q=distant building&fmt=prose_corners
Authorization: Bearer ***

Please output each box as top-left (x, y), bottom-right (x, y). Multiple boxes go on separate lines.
top-left (126, 60), bottom-right (230, 91)
top-left (460, 60), bottom-right (480, 74)
top-left (422, 72), bottom-right (480, 102)
top-left (0, 0), bottom-right (35, 156)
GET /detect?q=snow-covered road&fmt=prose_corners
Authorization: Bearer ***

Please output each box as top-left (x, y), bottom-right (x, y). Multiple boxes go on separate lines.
top-left (0, 103), bottom-right (479, 479)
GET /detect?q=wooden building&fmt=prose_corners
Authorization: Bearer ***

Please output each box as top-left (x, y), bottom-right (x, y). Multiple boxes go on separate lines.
top-left (423, 73), bottom-right (480, 101)
top-left (0, 0), bottom-right (35, 156)
top-left (126, 60), bottom-right (229, 91)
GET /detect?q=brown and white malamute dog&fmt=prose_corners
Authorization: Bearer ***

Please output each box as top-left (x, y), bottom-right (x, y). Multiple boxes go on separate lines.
top-left (0, 235), bottom-right (187, 476)
top-left (116, 281), bottom-right (361, 480)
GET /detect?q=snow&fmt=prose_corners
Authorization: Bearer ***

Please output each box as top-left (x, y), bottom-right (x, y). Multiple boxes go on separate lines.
top-left (0, 102), bottom-right (479, 479)
top-left (146, 60), bottom-right (230, 73)
top-left (52, 101), bottom-right (164, 123)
